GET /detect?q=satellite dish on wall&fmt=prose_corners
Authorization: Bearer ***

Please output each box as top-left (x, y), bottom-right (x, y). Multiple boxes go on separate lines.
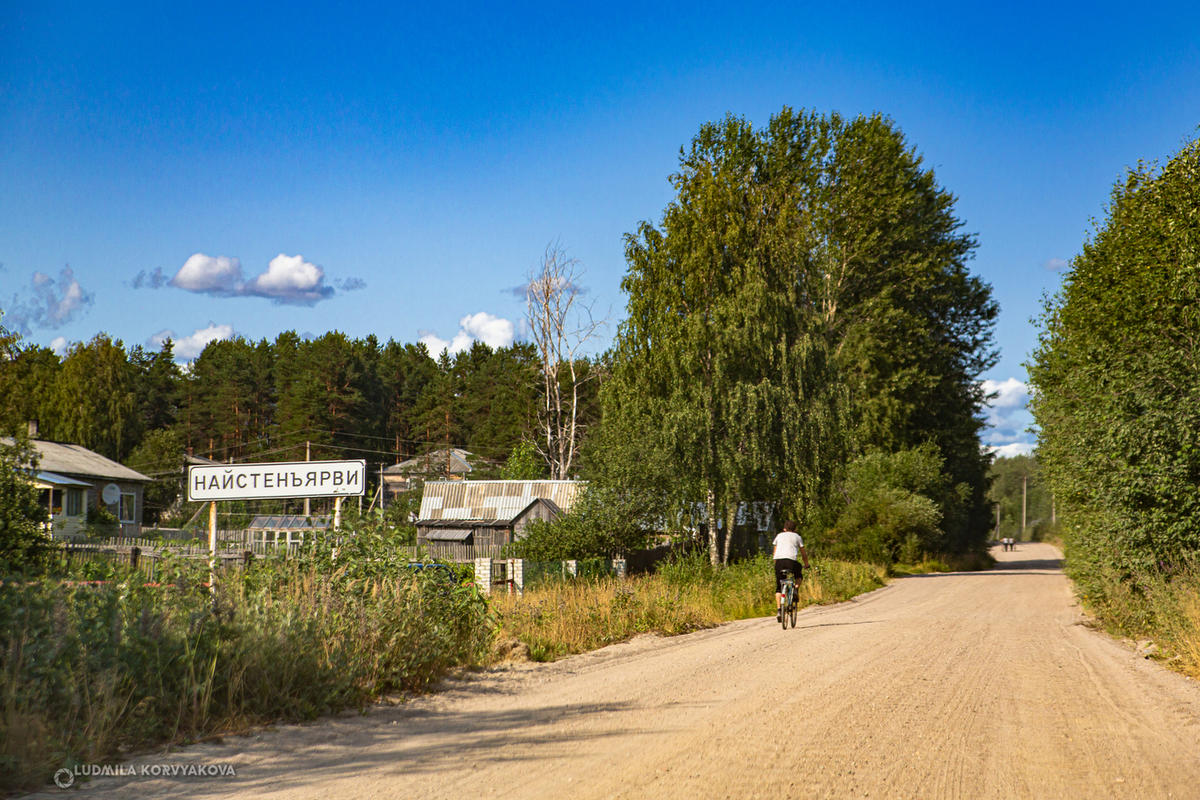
top-left (101, 483), bottom-right (121, 505)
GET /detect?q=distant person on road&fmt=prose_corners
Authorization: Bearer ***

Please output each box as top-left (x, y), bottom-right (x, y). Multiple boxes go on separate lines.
top-left (773, 520), bottom-right (811, 617)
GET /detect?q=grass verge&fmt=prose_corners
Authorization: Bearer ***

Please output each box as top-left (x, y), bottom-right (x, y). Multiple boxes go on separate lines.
top-left (1071, 557), bottom-right (1200, 680)
top-left (492, 553), bottom-right (887, 662)
top-left (0, 564), bottom-right (492, 794)
top-left (889, 549), bottom-right (995, 577)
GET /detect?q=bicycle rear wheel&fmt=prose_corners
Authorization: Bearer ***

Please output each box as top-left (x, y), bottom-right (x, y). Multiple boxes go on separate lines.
top-left (789, 598), bottom-right (798, 628)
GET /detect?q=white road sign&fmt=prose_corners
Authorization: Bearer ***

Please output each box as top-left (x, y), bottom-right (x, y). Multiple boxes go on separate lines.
top-left (187, 460), bottom-right (366, 501)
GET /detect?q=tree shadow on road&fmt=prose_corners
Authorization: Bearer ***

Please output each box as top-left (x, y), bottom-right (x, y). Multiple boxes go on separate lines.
top-left (62, 699), bottom-right (647, 800)
top-left (792, 620), bottom-right (882, 630)
top-left (896, 556), bottom-right (1063, 578)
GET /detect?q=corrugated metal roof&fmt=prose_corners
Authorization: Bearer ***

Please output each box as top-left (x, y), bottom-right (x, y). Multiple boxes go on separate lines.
top-left (418, 480), bottom-right (583, 522)
top-left (424, 528), bottom-right (473, 542)
top-left (2, 437), bottom-right (151, 483)
top-left (33, 471), bottom-right (93, 488)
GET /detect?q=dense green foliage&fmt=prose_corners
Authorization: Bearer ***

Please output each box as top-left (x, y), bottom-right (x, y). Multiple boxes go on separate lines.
top-left (595, 108), bottom-right (997, 562)
top-left (509, 486), bottom-right (664, 560)
top-left (499, 440), bottom-right (547, 479)
top-left (812, 446), bottom-right (949, 563)
top-left (987, 454), bottom-right (1054, 541)
top-left (0, 431), bottom-right (49, 572)
top-left (1029, 134), bottom-right (1200, 591)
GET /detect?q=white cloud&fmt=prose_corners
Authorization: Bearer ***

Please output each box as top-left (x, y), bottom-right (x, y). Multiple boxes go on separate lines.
top-left (163, 252), bottom-right (339, 305)
top-left (1044, 257), bottom-right (1069, 271)
top-left (979, 377), bottom-right (1037, 455)
top-left (419, 312), bottom-right (516, 356)
top-left (49, 336), bottom-right (69, 355)
top-left (151, 323), bottom-right (235, 360)
top-left (171, 254), bottom-right (244, 293)
top-left (249, 254), bottom-right (333, 303)
top-left (460, 312), bottom-right (515, 348)
top-left (982, 378), bottom-right (1028, 411)
top-left (5, 266), bottom-right (95, 334)
top-left (986, 442), bottom-right (1036, 458)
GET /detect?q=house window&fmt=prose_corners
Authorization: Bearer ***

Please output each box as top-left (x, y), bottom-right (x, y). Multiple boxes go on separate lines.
top-left (66, 489), bottom-right (83, 516)
top-left (119, 492), bottom-right (136, 524)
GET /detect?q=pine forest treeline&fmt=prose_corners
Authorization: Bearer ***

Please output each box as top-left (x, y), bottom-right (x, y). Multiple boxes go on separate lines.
top-left (0, 330), bottom-right (560, 520)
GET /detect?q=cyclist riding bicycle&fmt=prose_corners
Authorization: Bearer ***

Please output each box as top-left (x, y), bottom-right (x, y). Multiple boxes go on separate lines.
top-left (773, 520), bottom-right (811, 620)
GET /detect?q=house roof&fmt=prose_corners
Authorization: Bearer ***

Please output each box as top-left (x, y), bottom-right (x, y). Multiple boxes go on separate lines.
top-left (417, 517), bottom-right (512, 529)
top-left (424, 528), bottom-right (473, 542)
top-left (33, 470), bottom-right (93, 488)
top-left (418, 480), bottom-right (582, 523)
top-left (384, 448), bottom-right (474, 476)
top-left (3, 437), bottom-right (151, 483)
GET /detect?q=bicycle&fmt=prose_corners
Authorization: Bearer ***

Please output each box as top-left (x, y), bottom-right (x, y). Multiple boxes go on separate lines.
top-left (779, 569), bottom-right (798, 629)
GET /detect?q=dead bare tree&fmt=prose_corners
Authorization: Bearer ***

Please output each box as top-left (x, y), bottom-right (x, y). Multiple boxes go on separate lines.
top-left (525, 243), bottom-right (606, 480)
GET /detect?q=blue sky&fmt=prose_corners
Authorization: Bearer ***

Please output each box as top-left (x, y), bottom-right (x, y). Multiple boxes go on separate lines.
top-left (3, 1), bottom-right (1199, 456)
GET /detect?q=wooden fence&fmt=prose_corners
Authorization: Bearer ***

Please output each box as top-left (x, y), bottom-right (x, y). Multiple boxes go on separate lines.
top-left (58, 537), bottom-right (510, 565)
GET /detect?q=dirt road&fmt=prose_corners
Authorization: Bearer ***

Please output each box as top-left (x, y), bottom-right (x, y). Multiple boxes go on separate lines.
top-left (41, 543), bottom-right (1200, 799)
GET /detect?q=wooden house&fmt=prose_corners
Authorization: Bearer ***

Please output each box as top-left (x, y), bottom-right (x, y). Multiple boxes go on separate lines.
top-left (382, 448), bottom-right (476, 498)
top-left (5, 432), bottom-right (152, 539)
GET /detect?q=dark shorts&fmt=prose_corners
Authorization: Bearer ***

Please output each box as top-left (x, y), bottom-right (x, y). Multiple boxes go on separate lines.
top-left (774, 558), bottom-right (801, 592)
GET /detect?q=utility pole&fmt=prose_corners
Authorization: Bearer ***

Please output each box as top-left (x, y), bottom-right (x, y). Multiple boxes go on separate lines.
top-left (1022, 473), bottom-right (1028, 540)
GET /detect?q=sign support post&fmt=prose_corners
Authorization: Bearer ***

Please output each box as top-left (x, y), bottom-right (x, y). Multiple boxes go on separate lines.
top-left (209, 500), bottom-right (218, 595)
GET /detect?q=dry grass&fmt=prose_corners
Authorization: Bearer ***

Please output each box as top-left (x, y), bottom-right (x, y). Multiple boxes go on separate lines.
top-left (1075, 557), bottom-right (1200, 680)
top-left (1176, 591), bottom-right (1200, 679)
top-left (493, 555), bottom-right (887, 662)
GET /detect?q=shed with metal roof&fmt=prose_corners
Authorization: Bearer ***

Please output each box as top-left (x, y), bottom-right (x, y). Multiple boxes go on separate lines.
top-left (416, 480), bottom-right (583, 547)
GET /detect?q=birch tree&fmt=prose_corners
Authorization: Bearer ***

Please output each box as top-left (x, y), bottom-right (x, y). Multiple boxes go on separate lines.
top-left (602, 107), bottom-right (996, 564)
top-left (525, 243), bottom-right (605, 479)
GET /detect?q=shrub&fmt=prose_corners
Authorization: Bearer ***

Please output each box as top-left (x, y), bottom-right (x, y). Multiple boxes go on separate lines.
top-left (0, 431), bottom-right (49, 573)
top-left (807, 445), bottom-right (988, 564)
top-left (510, 485), bottom-right (659, 560)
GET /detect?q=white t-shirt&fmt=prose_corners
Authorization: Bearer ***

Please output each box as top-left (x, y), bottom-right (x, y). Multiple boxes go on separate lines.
top-left (772, 530), bottom-right (804, 560)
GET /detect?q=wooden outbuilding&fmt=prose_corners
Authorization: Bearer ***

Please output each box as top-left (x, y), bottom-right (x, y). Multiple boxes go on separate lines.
top-left (415, 480), bottom-right (583, 548)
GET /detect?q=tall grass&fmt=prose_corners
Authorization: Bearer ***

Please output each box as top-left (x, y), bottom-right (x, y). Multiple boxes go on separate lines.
top-left (0, 558), bottom-right (492, 793)
top-left (1070, 555), bottom-right (1200, 679)
top-left (493, 553), bottom-right (886, 662)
